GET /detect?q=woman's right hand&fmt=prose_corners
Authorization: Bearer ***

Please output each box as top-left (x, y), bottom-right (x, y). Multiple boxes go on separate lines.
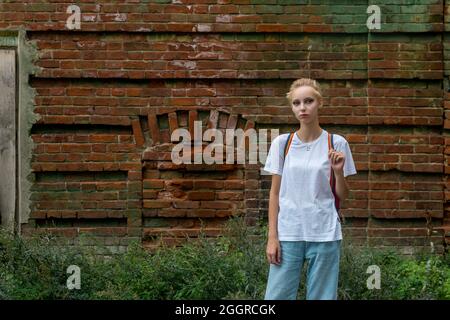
top-left (266, 238), bottom-right (281, 265)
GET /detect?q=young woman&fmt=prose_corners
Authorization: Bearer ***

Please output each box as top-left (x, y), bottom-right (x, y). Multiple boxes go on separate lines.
top-left (263, 78), bottom-right (357, 300)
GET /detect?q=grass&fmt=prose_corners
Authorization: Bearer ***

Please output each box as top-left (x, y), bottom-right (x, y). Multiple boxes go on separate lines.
top-left (0, 217), bottom-right (448, 300)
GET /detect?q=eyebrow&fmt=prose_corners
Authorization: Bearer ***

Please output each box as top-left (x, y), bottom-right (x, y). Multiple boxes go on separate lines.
top-left (293, 96), bottom-right (314, 100)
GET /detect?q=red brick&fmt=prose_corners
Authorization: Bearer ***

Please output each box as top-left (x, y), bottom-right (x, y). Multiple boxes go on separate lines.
top-left (193, 180), bottom-right (224, 189)
top-left (143, 200), bottom-right (172, 208)
top-left (143, 179), bottom-right (164, 189)
top-left (187, 191), bottom-right (215, 201)
top-left (16, 9), bottom-right (448, 251)
top-left (200, 201), bottom-right (230, 209)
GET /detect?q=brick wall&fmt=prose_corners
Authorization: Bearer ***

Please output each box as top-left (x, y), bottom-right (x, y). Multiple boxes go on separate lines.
top-left (0, 0), bottom-right (448, 254)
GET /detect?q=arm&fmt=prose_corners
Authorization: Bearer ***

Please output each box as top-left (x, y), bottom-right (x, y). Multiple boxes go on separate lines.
top-left (329, 143), bottom-right (351, 204)
top-left (333, 169), bottom-right (350, 203)
top-left (266, 174), bottom-right (282, 265)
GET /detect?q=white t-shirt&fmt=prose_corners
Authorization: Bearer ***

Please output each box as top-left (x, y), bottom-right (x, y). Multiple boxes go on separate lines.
top-left (263, 128), bottom-right (357, 242)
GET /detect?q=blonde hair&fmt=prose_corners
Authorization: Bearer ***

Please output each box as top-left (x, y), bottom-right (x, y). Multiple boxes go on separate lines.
top-left (286, 78), bottom-right (323, 105)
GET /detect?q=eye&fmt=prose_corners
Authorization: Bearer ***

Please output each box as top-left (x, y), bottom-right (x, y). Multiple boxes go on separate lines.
top-left (292, 99), bottom-right (300, 106)
top-left (304, 98), bottom-right (313, 104)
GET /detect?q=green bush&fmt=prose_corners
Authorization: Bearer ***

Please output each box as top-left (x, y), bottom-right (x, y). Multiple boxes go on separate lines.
top-left (338, 239), bottom-right (450, 300)
top-left (93, 217), bottom-right (267, 300)
top-left (0, 218), bottom-right (448, 300)
top-left (0, 231), bottom-right (107, 299)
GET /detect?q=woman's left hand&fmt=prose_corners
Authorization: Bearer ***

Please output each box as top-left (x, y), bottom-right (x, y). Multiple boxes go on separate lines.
top-left (328, 148), bottom-right (345, 174)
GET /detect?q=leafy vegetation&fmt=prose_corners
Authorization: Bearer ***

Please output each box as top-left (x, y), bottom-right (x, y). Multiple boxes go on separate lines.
top-left (0, 217), bottom-right (448, 300)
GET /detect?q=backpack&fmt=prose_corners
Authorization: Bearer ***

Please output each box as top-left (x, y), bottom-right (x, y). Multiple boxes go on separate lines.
top-left (282, 132), bottom-right (344, 224)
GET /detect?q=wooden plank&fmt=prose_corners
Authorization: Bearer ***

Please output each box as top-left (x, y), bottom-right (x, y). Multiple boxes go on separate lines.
top-left (0, 50), bottom-right (16, 231)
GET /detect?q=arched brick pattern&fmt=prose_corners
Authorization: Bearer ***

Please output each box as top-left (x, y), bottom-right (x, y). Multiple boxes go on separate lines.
top-left (132, 108), bottom-right (256, 249)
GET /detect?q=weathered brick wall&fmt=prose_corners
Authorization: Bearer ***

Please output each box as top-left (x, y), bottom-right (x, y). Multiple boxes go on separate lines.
top-left (0, 0), bottom-right (448, 254)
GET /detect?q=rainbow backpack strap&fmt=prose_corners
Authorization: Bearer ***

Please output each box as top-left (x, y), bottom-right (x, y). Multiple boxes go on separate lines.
top-left (284, 132), bottom-right (295, 159)
top-left (328, 133), bottom-right (344, 224)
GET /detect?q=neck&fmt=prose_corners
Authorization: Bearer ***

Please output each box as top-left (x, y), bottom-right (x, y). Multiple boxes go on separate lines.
top-left (297, 123), bottom-right (322, 143)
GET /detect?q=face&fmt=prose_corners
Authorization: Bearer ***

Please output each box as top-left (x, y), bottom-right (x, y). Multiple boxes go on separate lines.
top-left (290, 86), bottom-right (322, 123)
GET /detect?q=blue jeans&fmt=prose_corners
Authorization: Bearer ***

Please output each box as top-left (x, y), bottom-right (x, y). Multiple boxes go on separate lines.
top-left (264, 240), bottom-right (341, 300)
